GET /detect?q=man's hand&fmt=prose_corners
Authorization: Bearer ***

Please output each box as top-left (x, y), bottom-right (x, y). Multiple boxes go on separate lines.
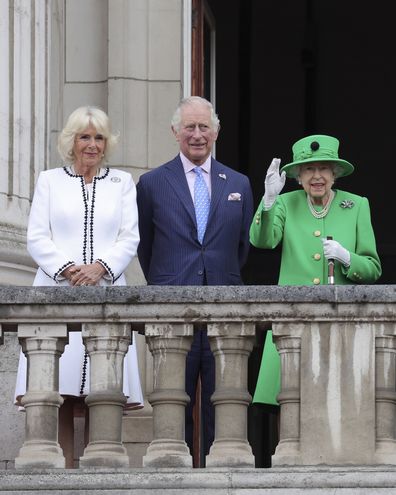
top-left (263, 158), bottom-right (286, 209)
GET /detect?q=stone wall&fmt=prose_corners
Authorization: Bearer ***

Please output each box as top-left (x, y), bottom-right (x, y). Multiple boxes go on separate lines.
top-left (0, 0), bottom-right (188, 468)
top-left (2, 285), bottom-right (396, 469)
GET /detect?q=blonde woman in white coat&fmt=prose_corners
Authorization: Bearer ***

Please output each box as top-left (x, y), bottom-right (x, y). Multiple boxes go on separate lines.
top-left (14, 106), bottom-right (143, 467)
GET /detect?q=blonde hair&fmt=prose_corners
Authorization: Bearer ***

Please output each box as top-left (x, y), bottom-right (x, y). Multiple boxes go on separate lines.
top-left (57, 106), bottom-right (119, 164)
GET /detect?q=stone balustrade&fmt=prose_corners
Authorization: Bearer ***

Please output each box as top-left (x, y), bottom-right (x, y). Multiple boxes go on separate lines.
top-left (1, 285), bottom-right (396, 469)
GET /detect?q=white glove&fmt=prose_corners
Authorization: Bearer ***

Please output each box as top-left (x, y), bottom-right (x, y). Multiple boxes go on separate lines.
top-left (322, 239), bottom-right (351, 267)
top-left (263, 158), bottom-right (286, 209)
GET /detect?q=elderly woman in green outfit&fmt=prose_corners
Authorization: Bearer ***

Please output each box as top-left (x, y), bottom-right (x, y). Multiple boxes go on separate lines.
top-left (250, 134), bottom-right (381, 407)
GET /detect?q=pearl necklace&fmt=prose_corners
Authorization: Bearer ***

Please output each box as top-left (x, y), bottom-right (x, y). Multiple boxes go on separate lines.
top-left (306, 190), bottom-right (335, 219)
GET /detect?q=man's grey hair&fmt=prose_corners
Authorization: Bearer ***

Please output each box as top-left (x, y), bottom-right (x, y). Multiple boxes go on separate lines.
top-left (171, 96), bottom-right (220, 132)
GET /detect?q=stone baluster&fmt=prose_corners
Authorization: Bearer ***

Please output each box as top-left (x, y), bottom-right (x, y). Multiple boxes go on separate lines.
top-left (143, 323), bottom-right (193, 467)
top-left (375, 323), bottom-right (396, 463)
top-left (273, 321), bottom-right (377, 465)
top-left (15, 323), bottom-right (68, 469)
top-left (79, 323), bottom-right (131, 468)
top-left (272, 322), bottom-right (302, 466)
top-left (206, 322), bottom-right (255, 467)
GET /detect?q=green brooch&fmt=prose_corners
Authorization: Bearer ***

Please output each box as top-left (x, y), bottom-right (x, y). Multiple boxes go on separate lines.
top-left (340, 199), bottom-right (354, 209)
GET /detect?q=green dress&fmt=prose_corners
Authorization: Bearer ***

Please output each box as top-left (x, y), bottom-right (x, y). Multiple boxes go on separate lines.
top-left (250, 189), bottom-right (382, 405)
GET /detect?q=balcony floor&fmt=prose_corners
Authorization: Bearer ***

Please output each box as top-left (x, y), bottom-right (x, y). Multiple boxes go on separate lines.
top-left (2, 466), bottom-right (396, 494)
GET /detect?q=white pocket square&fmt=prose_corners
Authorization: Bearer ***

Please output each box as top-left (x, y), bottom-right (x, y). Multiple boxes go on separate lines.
top-left (228, 192), bottom-right (241, 201)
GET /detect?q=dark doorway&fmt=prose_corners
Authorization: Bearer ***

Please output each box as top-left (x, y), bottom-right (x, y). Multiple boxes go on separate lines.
top-left (207, 0), bottom-right (395, 285)
top-left (203, 0), bottom-right (396, 467)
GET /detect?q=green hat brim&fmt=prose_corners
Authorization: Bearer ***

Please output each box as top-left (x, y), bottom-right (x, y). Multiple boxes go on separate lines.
top-left (280, 157), bottom-right (355, 178)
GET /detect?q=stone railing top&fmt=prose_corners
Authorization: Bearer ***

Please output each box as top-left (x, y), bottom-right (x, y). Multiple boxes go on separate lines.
top-left (0, 285), bottom-right (395, 328)
top-left (0, 284), bottom-right (394, 303)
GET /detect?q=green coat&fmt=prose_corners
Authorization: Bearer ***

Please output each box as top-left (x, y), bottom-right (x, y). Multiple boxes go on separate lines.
top-left (250, 188), bottom-right (381, 404)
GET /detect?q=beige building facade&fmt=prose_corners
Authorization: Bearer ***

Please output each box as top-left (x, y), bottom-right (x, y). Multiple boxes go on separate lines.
top-left (0, 0), bottom-right (192, 467)
top-left (4, 5), bottom-right (396, 489)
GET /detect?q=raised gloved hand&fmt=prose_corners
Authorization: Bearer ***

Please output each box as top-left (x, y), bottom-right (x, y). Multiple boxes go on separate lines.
top-left (263, 158), bottom-right (286, 209)
top-left (322, 238), bottom-right (351, 267)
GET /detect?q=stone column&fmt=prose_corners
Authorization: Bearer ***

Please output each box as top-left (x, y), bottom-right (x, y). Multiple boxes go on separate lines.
top-left (273, 321), bottom-right (376, 465)
top-left (272, 323), bottom-right (302, 466)
top-left (374, 323), bottom-right (396, 463)
top-left (0, 0), bottom-right (48, 285)
top-left (79, 323), bottom-right (131, 468)
top-left (143, 323), bottom-right (193, 467)
top-left (206, 322), bottom-right (255, 467)
top-left (15, 323), bottom-right (67, 469)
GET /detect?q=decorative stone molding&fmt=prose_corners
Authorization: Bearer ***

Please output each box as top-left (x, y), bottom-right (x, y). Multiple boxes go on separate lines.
top-left (15, 323), bottom-right (68, 469)
top-left (206, 322), bottom-right (255, 467)
top-left (143, 323), bottom-right (193, 467)
top-left (80, 323), bottom-right (131, 468)
top-left (272, 323), bottom-right (303, 466)
top-left (2, 285), bottom-right (396, 468)
top-left (374, 323), bottom-right (396, 463)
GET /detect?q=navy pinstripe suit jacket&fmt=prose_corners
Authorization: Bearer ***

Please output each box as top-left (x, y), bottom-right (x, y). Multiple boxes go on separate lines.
top-left (136, 155), bottom-right (254, 285)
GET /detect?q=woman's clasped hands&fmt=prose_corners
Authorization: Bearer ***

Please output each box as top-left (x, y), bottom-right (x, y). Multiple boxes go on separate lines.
top-left (62, 262), bottom-right (107, 286)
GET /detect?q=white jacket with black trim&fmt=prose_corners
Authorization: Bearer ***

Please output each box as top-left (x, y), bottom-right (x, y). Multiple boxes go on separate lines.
top-left (27, 166), bottom-right (139, 286)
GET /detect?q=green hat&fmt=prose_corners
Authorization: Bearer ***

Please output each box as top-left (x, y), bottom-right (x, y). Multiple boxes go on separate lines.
top-left (280, 134), bottom-right (355, 178)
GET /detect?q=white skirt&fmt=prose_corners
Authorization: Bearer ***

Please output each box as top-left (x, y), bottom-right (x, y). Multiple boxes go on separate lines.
top-left (14, 269), bottom-right (144, 409)
top-left (14, 330), bottom-right (144, 408)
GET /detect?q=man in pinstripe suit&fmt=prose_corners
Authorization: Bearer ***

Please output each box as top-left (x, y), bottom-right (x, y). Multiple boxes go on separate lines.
top-left (136, 96), bottom-right (253, 464)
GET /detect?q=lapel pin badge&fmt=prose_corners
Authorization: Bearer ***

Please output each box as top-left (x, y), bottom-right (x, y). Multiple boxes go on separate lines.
top-left (219, 173), bottom-right (227, 180)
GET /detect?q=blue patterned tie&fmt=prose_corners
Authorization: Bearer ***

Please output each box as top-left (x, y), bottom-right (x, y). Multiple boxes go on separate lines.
top-left (194, 166), bottom-right (210, 244)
